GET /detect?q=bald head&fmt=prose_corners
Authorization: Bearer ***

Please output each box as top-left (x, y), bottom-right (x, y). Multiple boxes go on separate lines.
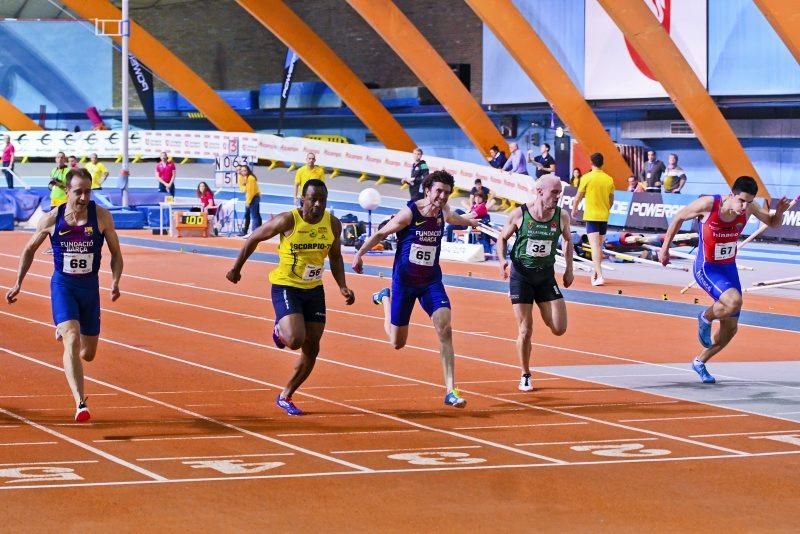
top-left (534, 173), bottom-right (562, 209)
top-left (509, 142), bottom-right (518, 152)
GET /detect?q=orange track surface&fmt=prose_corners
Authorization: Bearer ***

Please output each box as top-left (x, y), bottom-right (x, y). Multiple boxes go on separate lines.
top-left (1, 232), bottom-right (798, 530)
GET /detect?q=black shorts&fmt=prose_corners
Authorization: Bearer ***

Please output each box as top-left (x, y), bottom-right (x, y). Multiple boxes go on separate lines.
top-left (509, 264), bottom-right (563, 305)
top-left (585, 221), bottom-right (608, 235)
top-left (271, 284), bottom-right (326, 324)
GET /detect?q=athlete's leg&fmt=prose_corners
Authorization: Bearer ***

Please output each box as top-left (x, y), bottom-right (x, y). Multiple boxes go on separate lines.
top-left (702, 287), bottom-right (743, 322)
top-left (431, 307), bottom-right (456, 391)
top-left (697, 315), bottom-right (739, 364)
top-left (537, 298), bottom-right (568, 336)
top-left (512, 303), bottom-right (534, 375)
top-left (587, 231), bottom-right (604, 281)
top-left (277, 313), bottom-right (307, 350)
top-left (281, 322), bottom-right (324, 399)
top-left (57, 320), bottom-right (85, 407)
top-left (378, 292), bottom-right (410, 348)
top-left (79, 335), bottom-right (99, 362)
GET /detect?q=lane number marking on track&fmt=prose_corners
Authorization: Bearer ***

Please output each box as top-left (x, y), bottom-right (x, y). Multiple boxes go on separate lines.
top-left (0, 466), bottom-right (83, 484)
top-left (182, 459), bottom-right (285, 474)
top-left (570, 443), bottom-right (672, 458)
top-left (749, 434), bottom-right (800, 448)
top-left (387, 451), bottom-right (487, 466)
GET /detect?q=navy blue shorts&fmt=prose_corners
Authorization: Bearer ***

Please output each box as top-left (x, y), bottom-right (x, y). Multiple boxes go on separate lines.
top-left (390, 278), bottom-right (450, 327)
top-left (272, 284), bottom-right (326, 324)
top-left (585, 221), bottom-right (608, 235)
top-left (693, 259), bottom-right (741, 317)
top-left (51, 276), bottom-right (101, 336)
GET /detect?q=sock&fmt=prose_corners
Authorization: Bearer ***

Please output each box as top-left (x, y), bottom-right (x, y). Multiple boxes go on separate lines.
top-left (694, 357), bottom-right (704, 365)
top-left (699, 313), bottom-right (711, 325)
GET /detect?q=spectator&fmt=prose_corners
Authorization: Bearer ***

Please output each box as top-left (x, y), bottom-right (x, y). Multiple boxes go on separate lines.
top-left (502, 142), bottom-right (528, 175)
top-left (196, 181), bottom-right (217, 214)
top-left (571, 153), bottom-right (614, 286)
top-left (68, 155), bottom-right (79, 170)
top-left (640, 150), bottom-right (666, 193)
top-left (156, 151), bottom-right (177, 197)
top-left (48, 151), bottom-right (69, 209)
top-left (464, 178), bottom-right (495, 210)
top-left (403, 147), bottom-right (428, 202)
top-left (627, 176), bottom-right (645, 193)
top-left (2, 134), bottom-right (15, 188)
top-left (570, 167), bottom-right (582, 188)
top-left (84, 153), bottom-right (109, 190)
top-left (663, 153), bottom-right (688, 194)
top-left (238, 164), bottom-right (262, 236)
top-left (487, 145), bottom-right (507, 169)
top-left (529, 143), bottom-right (556, 178)
top-left (293, 152), bottom-right (325, 204)
top-left (470, 191), bottom-right (493, 254)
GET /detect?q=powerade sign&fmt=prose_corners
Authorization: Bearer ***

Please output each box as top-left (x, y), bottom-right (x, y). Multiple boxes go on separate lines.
top-left (762, 199), bottom-right (800, 240)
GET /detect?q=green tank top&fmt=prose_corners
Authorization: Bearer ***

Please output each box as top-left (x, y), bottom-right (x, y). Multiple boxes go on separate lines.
top-left (511, 205), bottom-right (561, 270)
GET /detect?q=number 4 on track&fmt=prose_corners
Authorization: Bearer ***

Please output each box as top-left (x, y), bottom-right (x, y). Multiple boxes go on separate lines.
top-left (183, 459), bottom-right (285, 474)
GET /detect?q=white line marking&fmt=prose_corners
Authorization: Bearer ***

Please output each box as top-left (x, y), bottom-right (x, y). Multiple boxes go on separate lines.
top-left (94, 435), bottom-right (244, 443)
top-left (302, 383), bottom-right (422, 390)
top-left (0, 441), bottom-right (57, 447)
top-left (453, 422), bottom-right (588, 431)
top-left (184, 403), bottom-right (226, 407)
top-left (0, 425), bottom-right (20, 429)
top-left (555, 400), bottom-right (680, 410)
top-left (26, 405), bottom-right (153, 412)
top-left (619, 414), bottom-right (750, 423)
top-left (0, 346), bottom-right (372, 473)
top-left (516, 437), bottom-right (659, 446)
top-left (0, 407), bottom-right (166, 481)
top-left (690, 429), bottom-right (800, 438)
top-left (137, 453), bottom-right (295, 462)
top-left (0, 460), bottom-right (99, 467)
top-left (277, 429), bottom-right (420, 438)
top-left (331, 445), bottom-right (482, 455)
top-left (775, 411), bottom-right (800, 415)
top-left (0, 393), bottom-right (117, 399)
top-left (459, 378), bottom-right (560, 384)
top-left (340, 396), bottom-right (441, 402)
top-left (146, 388), bottom-right (271, 395)
top-left (587, 373), bottom-right (689, 379)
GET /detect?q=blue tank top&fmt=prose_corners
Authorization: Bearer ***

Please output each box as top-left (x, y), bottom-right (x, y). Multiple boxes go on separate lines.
top-left (393, 200), bottom-right (444, 287)
top-left (51, 201), bottom-right (104, 281)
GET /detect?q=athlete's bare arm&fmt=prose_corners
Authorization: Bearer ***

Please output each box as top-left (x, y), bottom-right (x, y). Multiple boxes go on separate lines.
top-left (749, 196), bottom-right (791, 227)
top-left (98, 207), bottom-right (123, 302)
top-left (6, 210), bottom-right (57, 303)
top-left (443, 204), bottom-right (479, 227)
top-left (658, 196), bottom-right (714, 266)
top-left (328, 216), bottom-right (355, 305)
top-left (352, 207), bottom-right (413, 274)
top-left (560, 210), bottom-right (574, 288)
top-left (227, 211), bottom-right (294, 283)
top-left (497, 207), bottom-right (523, 280)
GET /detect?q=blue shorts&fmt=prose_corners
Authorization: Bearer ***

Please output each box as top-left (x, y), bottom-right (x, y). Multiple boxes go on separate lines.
top-left (694, 260), bottom-right (741, 316)
top-left (390, 279), bottom-right (450, 327)
top-left (585, 221), bottom-right (608, 235)
top-left (272, 284), bottom-right (326, 324)
top-left (51, 275), bottom-right (101, 336)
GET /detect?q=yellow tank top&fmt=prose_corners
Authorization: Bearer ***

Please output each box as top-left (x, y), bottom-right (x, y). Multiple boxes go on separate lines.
top-left (269, 209), bottom-right (334, 289)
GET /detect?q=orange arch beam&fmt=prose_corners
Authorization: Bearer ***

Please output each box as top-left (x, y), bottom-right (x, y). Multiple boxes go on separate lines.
top-left (465, 0), bottom-right (633, 187)
top-left (346, 0), bottom-right (507, 157)
top-left (62, 0), bottom-right (252, 133)
top-left (0, 96), bottom-right (41, 130)
top-left (235, 0), bottom-right (415, 152)
top-left (753, 0), bottom-right (800, 65)
top-left (598, 0), bottom-right (769, 197)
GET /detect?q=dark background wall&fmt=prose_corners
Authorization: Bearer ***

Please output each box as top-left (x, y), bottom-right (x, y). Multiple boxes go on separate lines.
top-left (114, 0), bottom-right (482, 105)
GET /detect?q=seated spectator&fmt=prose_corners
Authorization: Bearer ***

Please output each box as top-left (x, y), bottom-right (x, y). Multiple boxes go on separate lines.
top-left (462, 178), bottom-right (497, 211)
top-left (196, 181), bottom-right (217, 214)
top-left (447, 192), bottom-right (493, 254)
top-left (487, 145), bottom-right (507, 169)
top-left (570, 167), bottom-right (582, 188)
top-left (663, 153), bottom-right (688, 194)
top-left (627, 176), bottom-right (646, 192)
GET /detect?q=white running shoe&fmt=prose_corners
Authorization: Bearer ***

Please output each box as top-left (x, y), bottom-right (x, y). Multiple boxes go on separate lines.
top-left (591, 274), bottom-right (605, 286)
top-left (518, 373), bottom-right (533, 392)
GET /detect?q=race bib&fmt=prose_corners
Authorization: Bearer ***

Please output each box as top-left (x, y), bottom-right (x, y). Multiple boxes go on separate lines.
top-left (63, 253), bottom-right (93, 274)
top-left (714, 242), bottom-right (736, 261)
top-left (302, 263), bottom-right (324, 281)
top-left (526, 239), bottom-right (551, 258)
top-left (409, 243), bottom-right (436, 266)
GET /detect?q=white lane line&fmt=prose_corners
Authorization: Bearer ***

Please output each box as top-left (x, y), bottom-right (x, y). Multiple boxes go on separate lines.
top-left (277, 430), bottom-right (420, 438)
top-left (690, 429), bottom-right (800, 438)
top-left (137, 453), bottom-right (295, 462)
top-left (0, 345), bottom-right (372, 473)
top-left (303, 383), bottom-right (422, 390)
top-left (331, 445), bottom-right (481, 455)
top-left (0, 393), bottom-right (117, 399)
top-left (340, 396), bottom-right (441, 402)
top-left (555, 400), bottom-right (680, 410)
top-left (0, 425), bottom-right (20, 429)
top-left (0, 407), bottom-right (166, 481)
top-left (147, 388), bottom-right (271, 395)
top-left (619, 414), bottom-right (750, 423)
top-left (497, 388), bottom-right (617, 396)
top-left (453, 422), bottom-right (588, 431)
top-left (0, 311), bottom-right (568, 466)
top-left (26, 405), bottom-right (154, 412)
top-left (94, 435), bottom-right (243, 443)
top-left (459, 378), bottom-right (560, 384)
top-left (184, 403), bottom-right (226, 407)
top-left (775, 411), bottom-right (800, 415)
top-left (0, 460), bottom-right (99, 467)
top-left (1, 307), bottom-right (750, 458)
top-left (587, 373), bottom-right (688, 379)
top-left (0, 441), bottom-right (57, 446)
top-left (516, 437), bottom-right (659, 446)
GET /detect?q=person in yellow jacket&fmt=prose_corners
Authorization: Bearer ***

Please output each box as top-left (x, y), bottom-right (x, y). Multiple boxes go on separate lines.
top-left (236, 163), bottom-right (261, 236)
top-left (226, 179), bottom-right (355, 416)
top-left (49, 152), bottom-right (70, 209)
top-left (293, 152), bottom-right (325, 206)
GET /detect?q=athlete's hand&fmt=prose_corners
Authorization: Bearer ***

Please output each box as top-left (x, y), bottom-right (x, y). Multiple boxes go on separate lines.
top-left (110, 283), bottom-right (121, 302)
top-left (226, 269), bottom-right (241, 284)
top-left (500, 259), bottom-right (510, 280)
top-left (340, 286), bottom-right (355, 305)
top-left (658, 246), bottom-right (671, 266)
top-left (5, 284), bottom-right (20, 304)
top-left (351, 254), bottom-right (364, 274)
top-left (563, 268), bottom-right (574, 288)
top-left (775, 196), bottom-right (792, 215)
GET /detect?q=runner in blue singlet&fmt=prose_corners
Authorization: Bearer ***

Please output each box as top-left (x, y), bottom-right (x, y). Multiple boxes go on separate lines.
top-left (6, 168), bottom-right (124, 422)
top-left (353, 170), bottom-right (479, 408)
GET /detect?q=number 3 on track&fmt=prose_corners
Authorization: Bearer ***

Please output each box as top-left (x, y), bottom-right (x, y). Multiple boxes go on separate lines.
top-left (388, 451), bottom-right (486, 466)
top-left (570, 443), bottom-right (671, 458)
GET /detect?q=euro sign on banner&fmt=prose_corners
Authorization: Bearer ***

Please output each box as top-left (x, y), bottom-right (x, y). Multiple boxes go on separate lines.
top-left (128, 54), bottom-right (155, 129)
top-left (278, 48), bottom-right (300, 135)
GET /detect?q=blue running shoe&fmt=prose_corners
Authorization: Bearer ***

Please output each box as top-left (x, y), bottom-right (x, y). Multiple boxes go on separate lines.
top-left (272, 324), bottom-right (286, 349)
top-left (444, 389), bottom-right (467, 408)
top-left (692, 360), bottom-right (716, 384)
top-left (697, 313), bottom-right (713, 348)
top-left (276, 395), bottom-right (304, 416)
top-left (372, 287), bottom-right (391, 305)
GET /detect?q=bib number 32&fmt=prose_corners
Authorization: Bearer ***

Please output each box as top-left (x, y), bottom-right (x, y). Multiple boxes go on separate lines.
top-left (526, 239), bottom-right (551, 258)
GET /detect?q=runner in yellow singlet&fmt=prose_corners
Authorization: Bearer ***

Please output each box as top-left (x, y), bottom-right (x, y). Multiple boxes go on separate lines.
top-left (227, 179), bottom-right (355, 415)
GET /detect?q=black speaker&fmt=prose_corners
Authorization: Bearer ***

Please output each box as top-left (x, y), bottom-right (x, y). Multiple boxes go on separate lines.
top-left (448, 63), bottom-right (471, 91)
